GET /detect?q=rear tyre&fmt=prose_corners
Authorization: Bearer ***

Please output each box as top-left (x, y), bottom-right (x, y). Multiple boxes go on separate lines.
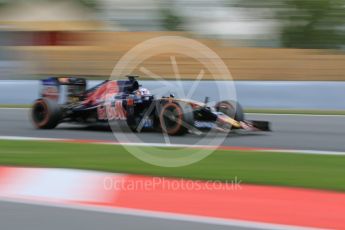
top-left (31, 98), bottom-right (61, 129)
top-left (215, 100), bottom-right (245, 122)
top-left (158, 102), bottom-right (194, 136)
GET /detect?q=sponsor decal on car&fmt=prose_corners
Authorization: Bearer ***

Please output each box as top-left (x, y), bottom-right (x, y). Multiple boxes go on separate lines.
top-left (194, 121), bottom-right (214, 129)
top-left (97, 100), bottom-right (127, 120)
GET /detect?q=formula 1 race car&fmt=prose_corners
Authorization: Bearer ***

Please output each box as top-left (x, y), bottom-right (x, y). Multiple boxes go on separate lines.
top-left (31, 76), bottom-right (270, 135)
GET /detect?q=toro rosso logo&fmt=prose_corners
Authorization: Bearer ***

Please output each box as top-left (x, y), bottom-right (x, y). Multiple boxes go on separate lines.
top-left (97, 100), bottom-right (127, 120)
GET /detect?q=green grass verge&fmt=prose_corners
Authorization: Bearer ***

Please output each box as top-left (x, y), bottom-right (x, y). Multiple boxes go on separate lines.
top-left (0, 140), bottom-right (344, 192)
top-left (0, 104), bottom-right (30, 108)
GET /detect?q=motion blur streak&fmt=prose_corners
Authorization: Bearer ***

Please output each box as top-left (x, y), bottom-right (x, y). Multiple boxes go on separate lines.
top-left (0, 1), bottom-right (344, 80)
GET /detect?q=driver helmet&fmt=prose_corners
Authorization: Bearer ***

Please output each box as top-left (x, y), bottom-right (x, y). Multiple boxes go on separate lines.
top-left (136, 87), bottom-right (150, 96)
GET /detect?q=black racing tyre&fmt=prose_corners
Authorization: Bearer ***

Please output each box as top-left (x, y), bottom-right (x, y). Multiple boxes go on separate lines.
top-left (215, 100), bottom-right (245, 122)
top-left (158, 101), bottom-right (194, 136)
top-left (31, 98), bottom-right (61, 129)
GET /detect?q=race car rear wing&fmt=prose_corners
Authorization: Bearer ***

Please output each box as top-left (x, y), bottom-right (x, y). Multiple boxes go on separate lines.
top-left (40, 77), bottom-right (86, 104)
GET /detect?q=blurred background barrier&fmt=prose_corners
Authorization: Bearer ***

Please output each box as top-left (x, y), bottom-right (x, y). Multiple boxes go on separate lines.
top-left (2, 80), bottom-right (345, 110)
top-left (5, 32), bottom-right (345, 81)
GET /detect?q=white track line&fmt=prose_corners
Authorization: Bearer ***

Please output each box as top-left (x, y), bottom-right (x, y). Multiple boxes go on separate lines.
top-left (0, 135), bottom-right (210, 149)
top-left (0, 197), bottom-right (318, 230)
top-left (248, 113), bottom-right (345, 117)
top-left (1, 135), bottom-right (345, 156)
top-left (259, 149), bottom-right (345, 156)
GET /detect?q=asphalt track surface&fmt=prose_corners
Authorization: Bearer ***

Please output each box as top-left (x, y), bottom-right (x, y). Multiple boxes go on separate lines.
top-left (0, 199), bottom-right (295, 230)
top-left (1, 108), bottom-right (345, 152)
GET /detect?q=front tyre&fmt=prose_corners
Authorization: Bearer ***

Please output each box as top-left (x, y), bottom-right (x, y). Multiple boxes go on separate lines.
top-left (31, 98), bottom-right (61, 129)
top-left (215, 100), bottom-right (245, 122)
